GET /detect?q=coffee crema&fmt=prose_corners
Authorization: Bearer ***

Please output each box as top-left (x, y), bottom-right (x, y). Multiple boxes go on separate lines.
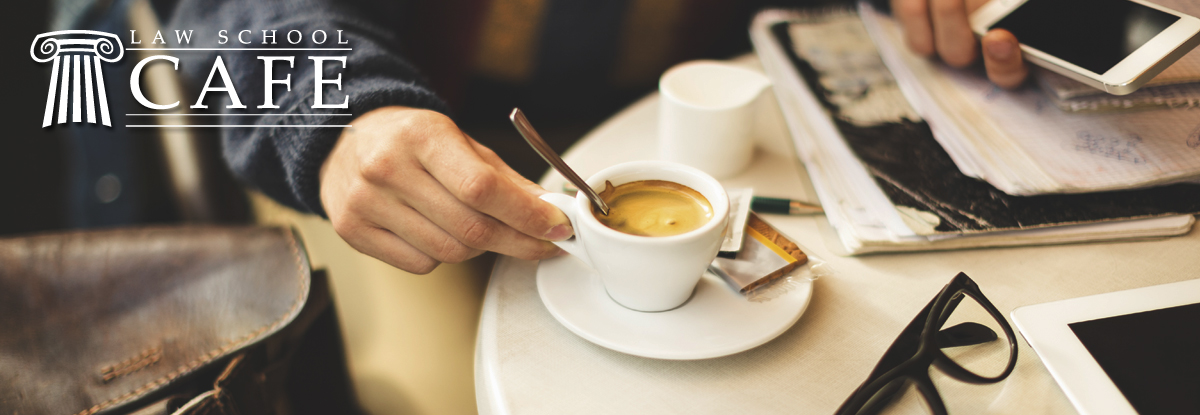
top-left (592, 180), bottom-right (713, 237)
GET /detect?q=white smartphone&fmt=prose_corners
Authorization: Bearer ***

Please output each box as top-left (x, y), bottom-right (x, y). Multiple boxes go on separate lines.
top-left (970, 0), bottom-right (1200, 95)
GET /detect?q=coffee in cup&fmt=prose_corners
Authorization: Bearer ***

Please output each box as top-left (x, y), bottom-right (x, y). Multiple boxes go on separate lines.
top-left (539, 161), bottom-right (729, 312)
top-left (591, 180), bottom-right (714, 237)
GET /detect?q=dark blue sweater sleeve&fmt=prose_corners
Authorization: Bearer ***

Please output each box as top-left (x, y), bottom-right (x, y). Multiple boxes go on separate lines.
top-left (161, 0), bottom-right (449, 217)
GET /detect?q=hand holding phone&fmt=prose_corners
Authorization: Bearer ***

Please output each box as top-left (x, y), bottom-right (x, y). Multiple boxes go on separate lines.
top-left (971, 0), bottom-right (1200, 95)
top-left (890, 0), bottom-right (1032, 88)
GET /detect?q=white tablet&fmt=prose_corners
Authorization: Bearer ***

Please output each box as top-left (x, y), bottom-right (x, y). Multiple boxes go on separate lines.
top-left (1011, 278), bottom-right (1200, 415)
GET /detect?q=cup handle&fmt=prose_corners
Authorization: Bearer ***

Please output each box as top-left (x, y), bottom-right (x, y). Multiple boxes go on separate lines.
top-left (539, 193), bottom-right (594, 268)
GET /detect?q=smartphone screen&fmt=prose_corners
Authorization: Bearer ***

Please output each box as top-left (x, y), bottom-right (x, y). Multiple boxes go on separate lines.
top-left (989, 0), bottom-right (1179, 75)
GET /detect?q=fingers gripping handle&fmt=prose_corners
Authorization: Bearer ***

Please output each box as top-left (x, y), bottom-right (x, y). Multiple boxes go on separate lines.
top-left (539, 193), bottom-right (593, 268)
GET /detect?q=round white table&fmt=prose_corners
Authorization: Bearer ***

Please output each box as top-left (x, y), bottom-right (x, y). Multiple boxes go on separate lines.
top-left (473, 64), bottom-right (1200, 415)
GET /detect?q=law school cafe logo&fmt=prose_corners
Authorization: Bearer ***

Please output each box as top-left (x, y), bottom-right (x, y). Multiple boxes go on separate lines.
top-left (30, 30), bottom-right (124, 128)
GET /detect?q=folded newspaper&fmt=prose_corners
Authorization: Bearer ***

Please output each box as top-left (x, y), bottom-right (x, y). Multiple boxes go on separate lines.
top-left (750, 6), bottom-right (1198, 254)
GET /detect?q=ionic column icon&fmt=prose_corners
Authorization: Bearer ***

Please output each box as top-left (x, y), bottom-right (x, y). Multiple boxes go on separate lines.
top-left (30, 30), bottom-right (124, 128)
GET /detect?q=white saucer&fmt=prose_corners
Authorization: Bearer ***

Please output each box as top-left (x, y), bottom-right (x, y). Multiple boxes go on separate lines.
top-left (536, 255), bottom-right (813, 360)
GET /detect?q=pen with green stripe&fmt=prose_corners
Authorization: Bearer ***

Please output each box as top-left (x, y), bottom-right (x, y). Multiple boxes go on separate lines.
top-left (560, 183), bottom-right (823, 215)
top-left (749, 196), bottom-right (823, 215)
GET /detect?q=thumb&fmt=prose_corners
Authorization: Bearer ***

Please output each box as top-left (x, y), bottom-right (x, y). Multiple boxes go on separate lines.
top-left (982, 29), bottom-right (1029, 89)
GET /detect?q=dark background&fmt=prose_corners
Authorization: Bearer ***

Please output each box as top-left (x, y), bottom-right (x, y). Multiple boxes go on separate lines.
top-left (1, 2), bottom-right (65, 236)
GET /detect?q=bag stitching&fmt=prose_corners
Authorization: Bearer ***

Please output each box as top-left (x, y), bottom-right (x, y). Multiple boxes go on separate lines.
top-left (74, 230), bottom-right (308, 415)
top-left (100, 346), bottom-right (163, 383)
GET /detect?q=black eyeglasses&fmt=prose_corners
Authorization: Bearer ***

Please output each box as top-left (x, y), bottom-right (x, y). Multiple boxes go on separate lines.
top-left (835, 272), bottom-right (1018, 415)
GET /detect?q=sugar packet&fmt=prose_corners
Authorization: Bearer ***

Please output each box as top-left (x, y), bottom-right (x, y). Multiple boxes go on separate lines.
top-left (710, 212), bottom-right (808, 294)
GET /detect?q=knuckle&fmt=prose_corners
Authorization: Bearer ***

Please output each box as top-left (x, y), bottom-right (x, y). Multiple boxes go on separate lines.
top-left (358, 152), bottom-right (397, 184)
top-left (457, 171), bottom-right (498, 207)
top-left (330, 218), bottom-right (358, 241)
top-left (398, 117), bottom-right (428, 141)
top-left (474, 143), bottom-right (499, 159)
top-left (410, 108), bottom-right (453, 125)
top-left (400, 110), bottom-right (454, 142)
top-left (341, 183), bottom-right (376, 212)
top-left (427, 112), bottom-right (456, 129)
top-left (402, 256), bottom-right (440, 275)
top-left (458, 216), bottom-right (498, 248)
top-left (432, 236), bottom-right (474, 263)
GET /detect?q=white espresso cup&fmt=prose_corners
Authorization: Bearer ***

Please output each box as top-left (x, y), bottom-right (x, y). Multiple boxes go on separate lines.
top-left (659, 60), bottom-right (772, 179)
top-left (540, 161), bottom-right (730, 312)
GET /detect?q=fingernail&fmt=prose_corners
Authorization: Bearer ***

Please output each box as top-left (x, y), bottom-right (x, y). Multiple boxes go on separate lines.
top-left (543, 224), bottom-right (574, 241)
top-left (555, 248), bottom-right (570, 257)
top-left (986, 39), bottom-right (1015, 60)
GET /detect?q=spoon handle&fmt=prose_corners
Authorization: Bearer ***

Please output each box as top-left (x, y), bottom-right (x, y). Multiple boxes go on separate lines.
top-left (510, 108), bottom-right (610, 216)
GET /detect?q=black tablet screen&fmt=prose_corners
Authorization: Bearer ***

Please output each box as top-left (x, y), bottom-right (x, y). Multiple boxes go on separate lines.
top-left (1068, 302), bottom-right (1200, 415)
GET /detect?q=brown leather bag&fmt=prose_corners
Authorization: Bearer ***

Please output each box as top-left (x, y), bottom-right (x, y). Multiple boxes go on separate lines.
top-left (0, 226), bottom-right (361, 415)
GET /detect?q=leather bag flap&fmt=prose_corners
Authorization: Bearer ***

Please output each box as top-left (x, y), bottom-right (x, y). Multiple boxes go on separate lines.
top-left (0, 226), bottom-right (311, 415)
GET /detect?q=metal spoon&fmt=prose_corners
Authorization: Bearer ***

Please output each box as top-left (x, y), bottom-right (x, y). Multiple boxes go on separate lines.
top-left (510, 108), bottom-right (610, 216)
